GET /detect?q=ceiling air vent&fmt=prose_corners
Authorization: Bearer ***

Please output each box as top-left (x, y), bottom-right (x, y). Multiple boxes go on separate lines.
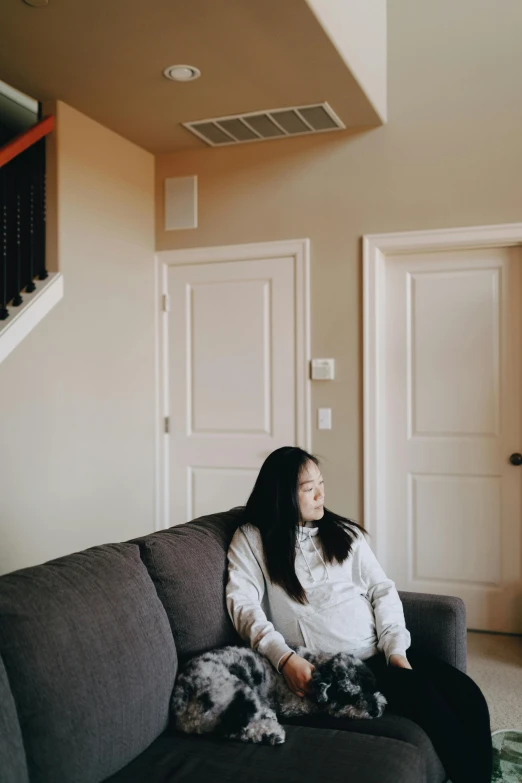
top-left (183, 102), bottom-right (345, 147)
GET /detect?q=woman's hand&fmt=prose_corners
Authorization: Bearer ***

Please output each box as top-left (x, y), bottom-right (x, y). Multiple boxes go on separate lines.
top-left (389, 654), bottom-right (412, 670)
top-left (281, 654), bottom-right (315, 697)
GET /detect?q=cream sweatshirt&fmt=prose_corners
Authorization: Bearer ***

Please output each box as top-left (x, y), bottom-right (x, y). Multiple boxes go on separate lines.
top-left (226, 522), bottom-right (411, 671)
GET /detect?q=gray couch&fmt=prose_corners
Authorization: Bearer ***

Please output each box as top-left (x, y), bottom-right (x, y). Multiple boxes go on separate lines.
top-left (0, 508), bottom-right (466, 783)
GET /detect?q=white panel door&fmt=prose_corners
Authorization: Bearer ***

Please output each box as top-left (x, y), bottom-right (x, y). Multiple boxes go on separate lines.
top-left (384, 246), bottom-right (522, 633)
top-left (167, 255), bottom-right (298, 524)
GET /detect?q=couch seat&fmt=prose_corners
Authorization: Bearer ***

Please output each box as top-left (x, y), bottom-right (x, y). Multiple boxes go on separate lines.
top-left (105, 724), bottom-right (425, 783)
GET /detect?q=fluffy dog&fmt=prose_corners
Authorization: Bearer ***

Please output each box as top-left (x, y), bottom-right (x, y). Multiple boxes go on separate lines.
top-left (171, 646), bottom-right (387, 745)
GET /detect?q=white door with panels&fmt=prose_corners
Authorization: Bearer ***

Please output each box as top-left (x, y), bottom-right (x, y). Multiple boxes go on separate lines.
top-left (161, 241), bottom-right (310, 526)
top-left (381, 245), bottom-right (522, 633)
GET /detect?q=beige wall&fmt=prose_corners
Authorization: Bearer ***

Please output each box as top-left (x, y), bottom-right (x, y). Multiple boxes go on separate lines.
top-left (0, 101), bottom-right (155, 574)
top-left (155, 0), bottom-right (522, 522)
top-left (306, 0), bottom-right (387, 121)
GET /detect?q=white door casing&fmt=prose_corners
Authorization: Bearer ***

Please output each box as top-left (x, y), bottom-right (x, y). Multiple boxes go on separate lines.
top-left (156, 239), bottom-right (311, 529)
top-left (364, 224), bottom-right (522, 634)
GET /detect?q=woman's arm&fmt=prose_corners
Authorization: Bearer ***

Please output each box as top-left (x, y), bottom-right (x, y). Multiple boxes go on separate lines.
top-left (226, 527), bottom-right (293, 671)
top-left (357, 534), bottom-right (412, 664)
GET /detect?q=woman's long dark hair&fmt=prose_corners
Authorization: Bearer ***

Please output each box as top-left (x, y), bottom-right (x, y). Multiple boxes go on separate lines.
top-left (243, 446), bottom-right (366, 604)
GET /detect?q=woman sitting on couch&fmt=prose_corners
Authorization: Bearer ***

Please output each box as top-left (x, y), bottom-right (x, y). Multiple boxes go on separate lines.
top-left (226, 446), bottom-right (492, 783)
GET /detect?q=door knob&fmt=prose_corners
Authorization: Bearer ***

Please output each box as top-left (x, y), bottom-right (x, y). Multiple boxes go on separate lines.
top-left (509, 453), bottom-right (522, 466)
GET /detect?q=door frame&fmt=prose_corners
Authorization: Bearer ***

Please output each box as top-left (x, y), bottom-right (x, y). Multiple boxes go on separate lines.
top-left (155, 238), bottom-right (311, 530)
top-left (363, 223), bottom-right (522, 559)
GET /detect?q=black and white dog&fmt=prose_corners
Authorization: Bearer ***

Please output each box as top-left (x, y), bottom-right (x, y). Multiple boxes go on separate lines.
top-left (171, 646), bottom-right (387, 745)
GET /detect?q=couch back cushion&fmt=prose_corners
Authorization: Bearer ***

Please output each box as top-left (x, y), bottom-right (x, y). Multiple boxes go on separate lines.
top-left (0, 654), bottom-right (29, 783)
top-left (0, 543), bottom-right (177, 783)
top-left (137, 508), bottom-right (244, 662)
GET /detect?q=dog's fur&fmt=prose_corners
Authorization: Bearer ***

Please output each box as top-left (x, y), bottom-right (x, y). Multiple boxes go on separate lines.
top-left (171, 646), bottom-right (387, 745)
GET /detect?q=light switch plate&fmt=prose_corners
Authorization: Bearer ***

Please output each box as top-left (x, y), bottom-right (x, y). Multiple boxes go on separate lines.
top-left (318, 408), bottom-right (332, 430)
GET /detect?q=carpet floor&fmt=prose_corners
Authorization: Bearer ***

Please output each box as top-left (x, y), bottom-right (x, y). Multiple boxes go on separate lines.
top-left (467, 631), bottom-right (522, 733)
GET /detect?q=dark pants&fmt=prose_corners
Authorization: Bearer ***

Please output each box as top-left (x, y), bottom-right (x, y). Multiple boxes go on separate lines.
top-left (365, 649), bottom-right (493, 783)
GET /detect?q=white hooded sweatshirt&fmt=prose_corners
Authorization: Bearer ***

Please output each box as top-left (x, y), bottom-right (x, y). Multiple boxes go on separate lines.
top-left (226, 522), bottom-right (411, 671)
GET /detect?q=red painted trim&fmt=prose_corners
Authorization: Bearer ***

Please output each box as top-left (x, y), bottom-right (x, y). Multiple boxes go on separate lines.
top-left (0, 115), bottom-right (55, 169)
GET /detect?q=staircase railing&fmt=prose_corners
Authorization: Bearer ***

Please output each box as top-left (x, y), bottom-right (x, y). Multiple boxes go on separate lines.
top-left (0, 115), bottom-right (55, 322)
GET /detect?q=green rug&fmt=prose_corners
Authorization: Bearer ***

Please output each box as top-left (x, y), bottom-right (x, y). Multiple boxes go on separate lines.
top-left (491, 730), bottom-right (522, 783)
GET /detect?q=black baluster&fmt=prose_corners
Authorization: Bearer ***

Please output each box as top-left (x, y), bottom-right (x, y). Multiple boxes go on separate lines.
top-left (12, 189), bottom-right (22, 306)
top-left (38, 141), bottom-right (48, 281)
top-left (0, 167), bottom-right (8, 320)
top-left (26, 179), bottom-right (36, 293)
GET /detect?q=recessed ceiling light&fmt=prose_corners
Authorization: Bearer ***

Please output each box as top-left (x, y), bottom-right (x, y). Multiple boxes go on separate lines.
top-left (163, 65), bottom-right (201, 83)
top-left (23, 0), bottom-right (49, 6)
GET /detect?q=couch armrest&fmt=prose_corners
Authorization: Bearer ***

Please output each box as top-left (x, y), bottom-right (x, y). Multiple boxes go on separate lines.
top-left (399, 591), bottom-right (467, 672)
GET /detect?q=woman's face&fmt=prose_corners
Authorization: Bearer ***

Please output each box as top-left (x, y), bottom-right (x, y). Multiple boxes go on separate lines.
top-left (298, 461), bottom-right (325, 523)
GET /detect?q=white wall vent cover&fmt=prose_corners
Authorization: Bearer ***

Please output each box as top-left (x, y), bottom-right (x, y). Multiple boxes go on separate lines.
top-left (183, 103), bottom-right (345, 147)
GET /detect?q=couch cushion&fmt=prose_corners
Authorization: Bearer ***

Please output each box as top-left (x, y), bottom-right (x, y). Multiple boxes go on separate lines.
top-left (104, 725), bottom-right (426, 783)
top-left (0, 654), bottom-right (29, 783)
top-left (283, 712), bottom-right (445, 783)
top-left (136, 508), bottom-right (243, 662)
top-left (0, 543), bottom-right (177, 783)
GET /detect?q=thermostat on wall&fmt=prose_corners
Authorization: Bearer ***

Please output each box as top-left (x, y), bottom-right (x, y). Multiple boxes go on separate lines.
top-left (311, 358), bottom-right (335, 380)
